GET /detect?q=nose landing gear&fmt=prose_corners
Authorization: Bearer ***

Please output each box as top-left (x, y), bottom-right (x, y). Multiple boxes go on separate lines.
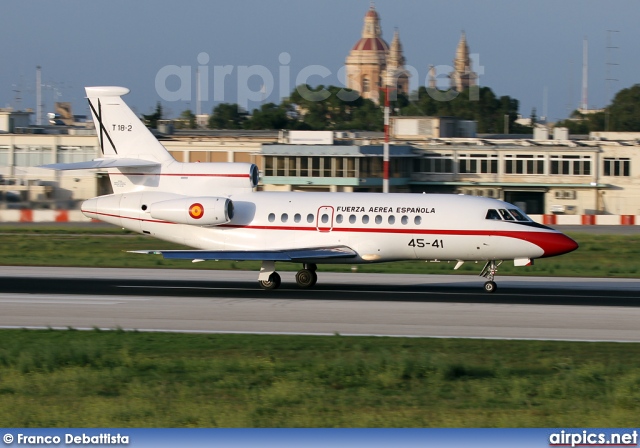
top-left (480, 260), bottom-right (502, 293)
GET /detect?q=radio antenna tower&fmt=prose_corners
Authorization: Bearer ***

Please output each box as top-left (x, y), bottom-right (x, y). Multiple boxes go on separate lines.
top-left (581, 37), bottom-right (588, 110)
top-left (605, 30), bottom-right (619, 131)
top-left (36, 66), bottom-right (42, 125)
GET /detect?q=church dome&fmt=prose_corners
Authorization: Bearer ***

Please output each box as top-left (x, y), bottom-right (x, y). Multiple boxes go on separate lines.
top-left (365, 8), bottom-right (380, 19)
top-left (351, 37), bottom-right (389, 52)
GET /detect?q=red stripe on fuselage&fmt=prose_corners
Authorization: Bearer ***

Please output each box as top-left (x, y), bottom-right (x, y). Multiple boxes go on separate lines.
top-left (82, 210), bottom-right (175, 224)
top-left (84, 212), bottom-right (578, 257)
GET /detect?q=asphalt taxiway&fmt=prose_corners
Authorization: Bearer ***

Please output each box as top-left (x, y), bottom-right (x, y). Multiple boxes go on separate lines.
top-left (0, 267), bottom-right (639, 342)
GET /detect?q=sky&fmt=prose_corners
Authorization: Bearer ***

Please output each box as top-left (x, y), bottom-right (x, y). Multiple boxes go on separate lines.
top-left (1, 0), bottom-right (638, 123)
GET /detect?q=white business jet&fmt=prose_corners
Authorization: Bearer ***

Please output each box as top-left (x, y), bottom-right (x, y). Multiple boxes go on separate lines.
top-left (44, 87), bottom-right (578, 292)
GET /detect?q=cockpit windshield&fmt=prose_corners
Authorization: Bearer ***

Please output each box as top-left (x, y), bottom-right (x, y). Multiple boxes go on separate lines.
top-left (485, 208), bottom-right (530, 222)
top-left (508, 209), bottom-right (529, 221)
top-left (485, 209), bottom-right (501, 220)
top-left (499, 209), bottom-right (515, 220)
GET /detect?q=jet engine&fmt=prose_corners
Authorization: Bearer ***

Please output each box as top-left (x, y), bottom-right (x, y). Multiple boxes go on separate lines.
top-left (148, 196), bottom-right (234, 226)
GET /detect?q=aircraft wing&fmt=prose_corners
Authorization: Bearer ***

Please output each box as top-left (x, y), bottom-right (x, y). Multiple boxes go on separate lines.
top-left (40, 158), bottom-right (161, 170)
top-left (129, 245), bottom-right (358, 261)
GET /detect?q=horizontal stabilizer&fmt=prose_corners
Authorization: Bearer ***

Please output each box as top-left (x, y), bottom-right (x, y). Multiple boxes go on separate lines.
top-left (129, 246), bottom-right (358, 262)
top-left (41, 158), bottom-right (161, 170)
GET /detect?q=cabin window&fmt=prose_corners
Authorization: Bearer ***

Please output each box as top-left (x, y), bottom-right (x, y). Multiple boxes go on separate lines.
top-left (485, 209), bottom-right (501, 220)
top-left (401, 215), bottom-right (409, 225)
top-left (362, 215), bottom-right (370, 224)
top-left (268, 213), bottom-right (275, 223)
top-left (375, 215), bottom-right (383, 224)
top-left (414, 216), bottom-right (422, 225)
top-left (499, 209), bottom-right (514, 221)
top-left (388, 215), bottom-right (395, 225)
top-left (294, 213), bottom-right (301, 223)
top-left (321, 214), bottom-right (329, 224)
top-left (349, 215), bottom-right (357, 224)
top-left (336, 214), bottom-right (343, 224)
top-left (306, 214), bottom-right (314, 223)
top-left (281, 213), bottom-right (288, 223)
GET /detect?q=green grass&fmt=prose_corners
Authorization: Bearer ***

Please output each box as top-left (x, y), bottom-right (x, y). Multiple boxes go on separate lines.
top-left (0, 329), bottom-right (639, 427)
top-left (1, 226), bottom-right (639, 277)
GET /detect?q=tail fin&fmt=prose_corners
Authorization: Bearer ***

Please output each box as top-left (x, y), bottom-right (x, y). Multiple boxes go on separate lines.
top-left (85, 86), bottom-right (174, 164)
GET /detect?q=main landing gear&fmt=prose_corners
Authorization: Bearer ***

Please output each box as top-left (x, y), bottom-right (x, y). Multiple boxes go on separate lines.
top-left (295, 263), bottom-right (318, 288)
top-left (479, 260), bottom-right (502, 293)
top-left (258, 272), bottom-right (281, 290)
top-left (257, 262), bottom-right (318, 290)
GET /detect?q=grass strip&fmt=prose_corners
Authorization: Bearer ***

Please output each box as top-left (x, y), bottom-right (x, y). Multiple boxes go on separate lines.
top-left (0, 329), bottom-right (638, 427)
top-left (0, 226), bottom-right (639, 277)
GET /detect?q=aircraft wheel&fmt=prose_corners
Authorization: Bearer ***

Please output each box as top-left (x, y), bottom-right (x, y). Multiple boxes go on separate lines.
top-left (484, 281), bottom-right (497, 293)
top-left (259, 272), bottom-right (281, 290)
top-left (295, 269), bottom-right (317, 288)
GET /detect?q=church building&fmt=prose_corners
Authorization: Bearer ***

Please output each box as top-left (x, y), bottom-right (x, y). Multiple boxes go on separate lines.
top-left (345, 5), bottom-right (478, 100)
top-left (345, 5), bottom-right (410, 103)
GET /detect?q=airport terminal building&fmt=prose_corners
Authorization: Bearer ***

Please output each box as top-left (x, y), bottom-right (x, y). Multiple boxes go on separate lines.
top-left (1, 118), bottom-right (639, 219)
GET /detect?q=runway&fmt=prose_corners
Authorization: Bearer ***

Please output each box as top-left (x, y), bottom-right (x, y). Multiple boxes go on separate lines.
top-left (1, 267), bottom-right (639, 342)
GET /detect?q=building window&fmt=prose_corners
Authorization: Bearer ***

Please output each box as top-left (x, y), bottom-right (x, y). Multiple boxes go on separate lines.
top-left (335, 158), bottom-right (344, 178)
top-left (288, 157), bottom-right (298, 176)
top-left (362, 77), bottom-right (370, 93)
top-left (603, 158), bottom-right (630, 177)
top-left (323, 157), bottom-right (332, 177)
top-left (360, 156), bottom-right (386, 177)
top-left (311, 157), bottom-right (321, 177)
top-left (346, 158), bottom-right (356, 177)
top-left (504, 154), bottom-right (545, 175)
top-left (276, 157), bottom-right (285, 176)
top-left (57, 146), bottom-right (95, 164)
top-left (550, 155), bottom-right (592, 176)
top-left (300, 157), bottom-right (309, 177)
top-left (0, 146), bottom-right (10, 165)
top-left (459, 153), bottom-right (498, 174)
top-left (14, 146), bottom-right (53, 167)
top-left (414, 154), bottom-right (454, 173)
top-left (265, 156), bottom-right (275, 176)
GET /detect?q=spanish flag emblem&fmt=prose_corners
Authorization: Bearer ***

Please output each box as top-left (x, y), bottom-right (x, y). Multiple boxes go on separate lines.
top-left (189, 203), bottom-right (204, 220)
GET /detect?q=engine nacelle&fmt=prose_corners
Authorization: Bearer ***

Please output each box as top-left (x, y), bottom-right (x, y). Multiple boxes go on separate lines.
top-left (148, 196), bottom-right (234, 226)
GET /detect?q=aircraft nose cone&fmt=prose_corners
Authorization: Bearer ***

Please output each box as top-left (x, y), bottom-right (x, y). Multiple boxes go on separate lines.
top-left (540, 233), bottom-right (579, 258)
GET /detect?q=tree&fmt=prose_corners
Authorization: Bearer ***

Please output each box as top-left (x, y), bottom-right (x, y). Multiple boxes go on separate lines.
top-left (399, 86), bottom-right (527, 134)
top-left (208, 103), bottom-right (247, 129)
top-left (288, 84), bottom-right (383, 131)
top-left (607, 84), bottom-right (640, 131)
top-left (244, 103), bottom-right (291, 130)
top-left (142, 102), bottom-right (162, 129)
top-left (555, 110), bottom-right (605, 135)
top-left (176, 109), bottom-right (196, 129)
